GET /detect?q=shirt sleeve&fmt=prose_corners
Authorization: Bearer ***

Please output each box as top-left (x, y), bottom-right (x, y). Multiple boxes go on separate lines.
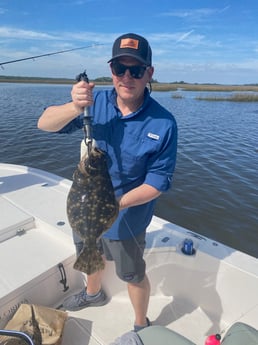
top-left (58, 115), bottom-right (83, 134)
top-left (144, 119), bottom-right (177, 192)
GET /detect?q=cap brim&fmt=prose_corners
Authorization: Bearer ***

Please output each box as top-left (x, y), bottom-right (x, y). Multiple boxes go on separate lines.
top-left (107, 53), bottom-right (148, 65)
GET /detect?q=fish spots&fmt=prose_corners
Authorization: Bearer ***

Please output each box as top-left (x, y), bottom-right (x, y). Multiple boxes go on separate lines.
top-left (67, 147), bottom-right (119, 274)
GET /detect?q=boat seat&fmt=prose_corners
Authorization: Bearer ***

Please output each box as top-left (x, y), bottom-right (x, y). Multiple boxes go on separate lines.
top-left (138, 326), bottom-right (196, 345)
top-left (221, 322), bottom-right (258, 345)
top-left (0, 197), bottom-right (35, 242)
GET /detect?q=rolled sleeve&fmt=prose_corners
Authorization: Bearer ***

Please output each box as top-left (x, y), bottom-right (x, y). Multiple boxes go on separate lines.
top-left (144, 172), bottom-right (172, 191)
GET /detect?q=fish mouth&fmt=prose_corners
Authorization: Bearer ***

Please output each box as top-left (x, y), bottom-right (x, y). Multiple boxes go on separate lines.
top-left (79, 147), bottom-right (106, 174)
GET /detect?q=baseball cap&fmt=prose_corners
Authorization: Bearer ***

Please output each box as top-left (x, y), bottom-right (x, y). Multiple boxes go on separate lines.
top-left (108, 33), bottom-right (152, 66)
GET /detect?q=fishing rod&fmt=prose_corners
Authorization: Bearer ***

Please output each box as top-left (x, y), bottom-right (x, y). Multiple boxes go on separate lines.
top-left (0, 43), bottom-right (104, 68)
top-left (76, 70), bottom-right (93, 155)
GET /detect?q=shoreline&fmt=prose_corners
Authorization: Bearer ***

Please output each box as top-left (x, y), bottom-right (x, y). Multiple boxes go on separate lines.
top-left (1, 76), bottom-right (258, 92)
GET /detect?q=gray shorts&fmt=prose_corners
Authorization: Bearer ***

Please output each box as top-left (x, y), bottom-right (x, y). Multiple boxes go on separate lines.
top-left (73, 231), bottom-right (146, 283)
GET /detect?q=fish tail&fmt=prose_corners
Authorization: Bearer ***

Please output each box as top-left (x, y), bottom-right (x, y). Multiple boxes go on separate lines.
top-left (73, 246), bottom-right (105, 275)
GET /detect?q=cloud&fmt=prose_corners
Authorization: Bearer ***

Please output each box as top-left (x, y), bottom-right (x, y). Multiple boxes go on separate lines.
top-left (0, 26), bottom-right (58, 40)
top-left (160, 6), bottom-right (231, 21)
top-left (147, 31), bottom-right (207, 60)
top-left (154, 58), bottom-right (258, 84)
top-left (0, 26), bottom-right (115, 47)
top-left (0, 24), bottom-right (256, 84)
top-left (162, 8), bottom-right (216, 18)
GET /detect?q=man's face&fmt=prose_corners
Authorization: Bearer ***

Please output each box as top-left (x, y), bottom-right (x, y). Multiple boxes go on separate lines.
top-left (110, 56), bottom-right (154, 105)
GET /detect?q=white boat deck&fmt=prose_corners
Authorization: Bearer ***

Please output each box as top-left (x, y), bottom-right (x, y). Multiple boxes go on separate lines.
top-left (1, 163), bottom-right (258, 345)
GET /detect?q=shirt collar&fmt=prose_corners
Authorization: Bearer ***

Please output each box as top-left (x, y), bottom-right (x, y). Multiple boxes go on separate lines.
top-left (110, 87), bottom-right (151, 118)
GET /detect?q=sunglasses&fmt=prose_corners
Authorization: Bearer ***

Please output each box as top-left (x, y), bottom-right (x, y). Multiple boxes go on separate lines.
top-left (110, 62), bottom-right (148, 79)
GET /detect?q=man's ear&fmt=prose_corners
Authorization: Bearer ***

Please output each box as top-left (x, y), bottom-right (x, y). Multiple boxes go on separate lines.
top-left (147, 66), bottom-right (154, 82)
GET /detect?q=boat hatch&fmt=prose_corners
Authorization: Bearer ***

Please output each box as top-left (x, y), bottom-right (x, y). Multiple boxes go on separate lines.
top-left (0, 197), bottom-right (35, 243)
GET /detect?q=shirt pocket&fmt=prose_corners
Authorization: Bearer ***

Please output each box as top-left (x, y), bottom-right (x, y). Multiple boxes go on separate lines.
top-left (118, 133), bottom-right (161, 177)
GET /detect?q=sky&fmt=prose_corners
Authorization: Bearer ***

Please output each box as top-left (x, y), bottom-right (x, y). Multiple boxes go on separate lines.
top-left (1, 0), bottom-right (258, 84)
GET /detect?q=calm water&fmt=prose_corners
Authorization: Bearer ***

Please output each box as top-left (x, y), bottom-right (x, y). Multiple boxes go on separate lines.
top-left (0, 83), bottom-right (257, 257)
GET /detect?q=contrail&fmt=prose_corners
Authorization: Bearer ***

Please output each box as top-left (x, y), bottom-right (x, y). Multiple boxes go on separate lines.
top-left (176, 30), bottom-right (194, 43)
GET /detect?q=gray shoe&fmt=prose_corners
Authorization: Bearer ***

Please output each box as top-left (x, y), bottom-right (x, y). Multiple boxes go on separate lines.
top-left (134, 317), bottom-right (151, 332)
top-left (62, 289), bottom-right (107, 311)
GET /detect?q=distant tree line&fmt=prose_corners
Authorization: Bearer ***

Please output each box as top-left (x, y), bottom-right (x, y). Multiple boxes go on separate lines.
top-left (94, 77), bottom-right (159, 83)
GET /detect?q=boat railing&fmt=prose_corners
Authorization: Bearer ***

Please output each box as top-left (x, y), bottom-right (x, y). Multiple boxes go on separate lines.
top-left (0, 329), bottom-right (34, 345)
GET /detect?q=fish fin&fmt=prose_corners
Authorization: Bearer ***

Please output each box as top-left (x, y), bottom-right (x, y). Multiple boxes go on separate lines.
top-left (73, 246), bottom-right (105, 275)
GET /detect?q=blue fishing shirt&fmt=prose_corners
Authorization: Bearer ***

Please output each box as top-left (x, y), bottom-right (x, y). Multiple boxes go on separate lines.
top-left (59, 88), bottom-right (177, 240)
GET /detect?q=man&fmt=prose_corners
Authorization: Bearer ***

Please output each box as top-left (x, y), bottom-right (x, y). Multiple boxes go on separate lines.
top-left (38, 33), bottom-right (177, 331)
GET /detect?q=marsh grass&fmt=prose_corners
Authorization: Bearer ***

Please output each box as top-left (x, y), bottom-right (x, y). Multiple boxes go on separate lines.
top-left (196, 93), bottom-right (258, 102)
top-left (152, 83), bottom-right (258, 92)
top-left (2, 76), bottom-right (258, 101)
top-left (165, 83), bottom-right (258, 102)
top-left (172, 94), bottom-right (184, 99)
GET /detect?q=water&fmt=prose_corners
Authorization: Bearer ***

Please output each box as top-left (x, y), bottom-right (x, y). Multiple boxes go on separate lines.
top-left (0, 83), bottom-right (257, 257)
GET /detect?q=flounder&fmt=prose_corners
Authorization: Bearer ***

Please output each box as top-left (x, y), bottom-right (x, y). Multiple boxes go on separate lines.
top-left (67, 147), bottom-right (119, 274)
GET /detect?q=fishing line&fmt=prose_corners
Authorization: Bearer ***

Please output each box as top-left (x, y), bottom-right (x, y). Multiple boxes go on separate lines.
top-left (123, 215), bottom-right (147, 252)
top-left (0, 43), bottom-right (104, 68)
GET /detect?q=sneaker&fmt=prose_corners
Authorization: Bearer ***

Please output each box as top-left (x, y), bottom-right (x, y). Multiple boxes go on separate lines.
top-left (62, 289), bottom-right (107, 311)
top-left (134, 317), bottom-right (151, 332)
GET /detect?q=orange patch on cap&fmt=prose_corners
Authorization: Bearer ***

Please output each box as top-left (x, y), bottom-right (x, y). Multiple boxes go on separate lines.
top-left (120, 38), bottom-right (139, 50)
